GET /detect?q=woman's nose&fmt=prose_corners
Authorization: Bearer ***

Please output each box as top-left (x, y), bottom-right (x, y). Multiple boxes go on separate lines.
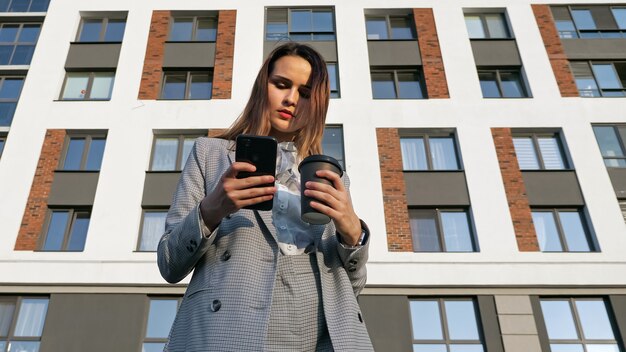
top-left (283, 88), bottom-right (298, 106)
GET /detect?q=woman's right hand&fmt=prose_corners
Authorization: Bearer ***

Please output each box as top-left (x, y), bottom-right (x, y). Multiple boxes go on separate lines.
top-left (199, 162), bottom-right (276, 231)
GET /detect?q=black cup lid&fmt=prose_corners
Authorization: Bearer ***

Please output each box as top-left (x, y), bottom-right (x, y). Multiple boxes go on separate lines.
top-left (298, 154), bottom-right (343, 177)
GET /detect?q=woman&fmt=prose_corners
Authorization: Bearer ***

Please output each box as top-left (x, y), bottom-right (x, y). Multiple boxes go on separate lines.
top-left (157, 42), bottom-right (373, 352)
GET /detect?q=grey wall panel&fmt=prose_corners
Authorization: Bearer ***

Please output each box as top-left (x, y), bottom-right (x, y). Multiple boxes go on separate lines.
top-left (608, 168), bottom-right (626, 199)
top-left (359, 295), bottom-right (412, 352)
top-left (163, 42), bottom-right (216, 68)
top-left (529, 296), bottom-right (551, 352)
top-left (608, 295), bottom-right (626, 348)
top-left (522, 171), bottom-right (585, 206)
top-left (404, 172), bottom-right (470, 206)
top-left (48, 172), bottom-right (99, 206)
top-left (562, 39), bottom-right (626, 60)
top-left (264, 40), bottom-right (337, 61)
top-left (367, 40), bottom-right (422, 66)
top-left (471, 40), bottom-right (522, 66)
top-left (142, 172), bottom-right (181, 207)
top-left (477, 296), bottom-right (505, 352)
top-left (40, 293), bottom-right (146, 352)
top-left (65, 43), bottom-right (121, 69)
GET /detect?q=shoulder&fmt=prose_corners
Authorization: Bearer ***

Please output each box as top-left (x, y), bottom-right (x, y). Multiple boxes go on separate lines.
top-left (193, 137), bottom-right (233, 159)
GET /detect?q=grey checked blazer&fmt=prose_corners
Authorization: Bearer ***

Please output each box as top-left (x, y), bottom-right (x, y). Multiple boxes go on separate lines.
top-left (157, 137), bottom-right (373, 352)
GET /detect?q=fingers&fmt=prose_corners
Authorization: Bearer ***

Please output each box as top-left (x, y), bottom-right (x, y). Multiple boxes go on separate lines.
top-left (224, 162), bottom-right (256, 178)
top-left (314, 170), bottom-right (345, 192)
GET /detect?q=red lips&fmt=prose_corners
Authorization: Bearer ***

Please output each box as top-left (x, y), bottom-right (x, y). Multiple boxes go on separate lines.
top-left (278, 109), bottom-right (294, 119)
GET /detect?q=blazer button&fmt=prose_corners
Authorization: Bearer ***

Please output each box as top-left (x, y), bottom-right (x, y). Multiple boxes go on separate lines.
top-left (358, 312), bottom-right (363, 323)
top-left (221, 250), bottom-right (231, 261)
top-left (211, 299), bottom-right (222, 312)
top-left (348, 266), bottom-right (357, 272)
top-left (186, 246), bottom-right (194, 253)
top-left (349, 259), bottom-right (358, 265)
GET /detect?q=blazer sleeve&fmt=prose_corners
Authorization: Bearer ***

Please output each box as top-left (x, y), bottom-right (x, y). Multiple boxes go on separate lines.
top-left (335, 173), bottom-right (370, 296)
top-left (157, 137), bottom-right (218, 284)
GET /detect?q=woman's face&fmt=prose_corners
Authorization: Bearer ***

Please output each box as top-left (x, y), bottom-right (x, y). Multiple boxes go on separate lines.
top-left (267, 55), bottom-right (312, 142)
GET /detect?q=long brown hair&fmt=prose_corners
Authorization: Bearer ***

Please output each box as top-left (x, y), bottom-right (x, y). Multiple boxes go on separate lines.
top-left (216, 42), bottom-right (330, 159)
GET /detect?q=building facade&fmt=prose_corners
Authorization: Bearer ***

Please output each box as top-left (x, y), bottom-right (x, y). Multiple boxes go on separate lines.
top-left (1, 0), bottom-right (626, 351)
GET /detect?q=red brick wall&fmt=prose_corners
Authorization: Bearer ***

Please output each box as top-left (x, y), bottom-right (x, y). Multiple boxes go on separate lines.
top-left (377, 128), bottom-right (413, 251)
top-left (413, 8), bottom-right (450, 99)
top-left (492, 128), bottom-right (540, 251)
top-left (138, 11), bottom-right (170, 100)
top-left (15, 130), bottom-right (66, 250)
top-left (212, 10), bottom-right (237, 99)
top-left (532, 5), bottom-right (579, 97)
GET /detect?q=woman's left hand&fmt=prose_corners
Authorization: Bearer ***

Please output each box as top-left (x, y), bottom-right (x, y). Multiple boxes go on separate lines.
top-left (304, 170), bottom-right (362, 246)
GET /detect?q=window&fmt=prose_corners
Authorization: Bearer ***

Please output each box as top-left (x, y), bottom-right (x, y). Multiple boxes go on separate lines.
top-left (365, 15), bottom-right (416, 40)
top-left (326, 63), bottom-right (340, 98)
top-left (160, 71), bottom-right (212, 100)
top-left (77, 17), bottom-right (126, 42)
top-left (142, 297), bottom-right (181, 351)
top-left (371, 68), bottom-right (426, 99)
top-left (40, 209), bottom-right (90, 251)
top-left (0, 134), bottom-right (5, 157)
top-left (401, 135), bottom-right (460, 171)
top-left (0, 76), bottom-right (24, 126)
top-left (571, 61), bottom-right (626, 97)
top-left (0, 23), bottom-right (41, 65)
top-left (539, 298), bottom-right (621, 351)
top-left (409, 209), bottom-right (476, 252)
top-left (478, 68), bottom-right (529, 98)
top-left (558, 6), bottom-right (626, 38)
top-left (410, 298), bottom-right (485, 351)
top-left (0, 297), bottom-right (49, 351)
top-left (620, 200), bottom-right (626, 223)
top-left (592, 125), bottom-right (626, 167)
top-left (464, 13), bottom-right (511, 39)
top-left (513, 134), bottom-right (568, 170)
top-left (60, 134), bottom-right (106, 171)
top-left (532, 209), bottom-right (594, 252)
top-left (169, 16), bottom-right (217, 42)
top-left (150, 134), bottom-right (199, 171)
top-left (60, 72), bottom-right (115, 100)
top-left (138, 210), bottom-right (168, 252)
top-left (0, 0), bottom-right (49, 12)
top-left (322, 126), bottom-right (344, 169)
top-left (265, 8), bottom-right (335, 41)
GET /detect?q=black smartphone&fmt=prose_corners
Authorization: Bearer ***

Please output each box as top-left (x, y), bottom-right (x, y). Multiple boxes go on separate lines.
top-left (235, 134), bottom-right (278, 211)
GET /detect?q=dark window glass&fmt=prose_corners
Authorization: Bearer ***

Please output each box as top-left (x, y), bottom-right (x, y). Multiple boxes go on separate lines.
top-left (79, 19), bottom-right (102, 42)
top-left (67, 214), bottom-right (89, 251)
top-left (162, 74), bottom-right (186, 99)
top-left (322, 126), bottom-right (344, 169)
top-left (613, 8), bottom-right (626, 29)
top-left (0, 297), bottom-right (49, 350)
top-left (409, 209), bottom-right (475, 252)
top-left (532, 209), bottom-right (593, 252)
top-left (327, 63), bottom-right (339, 98)
top-left (85, 138), bottom-right (106, 170)
top-left (29, 0), bottom-right (48, 11)
top-left (189, 73), bottom-right (212, 100)
top-left (0, 77), bottom-right (24, 99)
top-left (478, 68), bottom-right (528, 98)
top-left (63, 138), bottom-right (85, 170)
top-left (9, 0), bottom-right (29, 12)
top-left (291, 10), bottom-right (312, 33)
top-left (371, 69), bottom-right (425, 99)
top-left (43, 211), bottom-right (69, 250)
top-left (0, 23), bottom-right (40, 65)
top-left (0, 24), bottom-right (18, 42)
top-left (170, 18), bottom-right (193, 41)
top-left (371, 71), bottom-right (396, 98)
top-left (104, 19), bottom-right (126, 42)
top-left (556, 20), bottom-right (578, 38)
top-left (410, 210), bottom-right (440, 252)
top-left (573, 61), bottom-right (626, 97)
top-left (0, 102), bottom-right (16, 126)
top-left (397, 71), bottom-right (423, 98)
top-left (142, 298), bottom-right (180, 349)
top-left (0, 138), bottom-right (5, 156)
top-left (196, 18), bottom-right (217, 41)
top-left (366, 17), bottom-right (388, 40)
top-left (571, 9), bottom-right (596, 30)
top-left (592, 125), bottom-right (626, 168)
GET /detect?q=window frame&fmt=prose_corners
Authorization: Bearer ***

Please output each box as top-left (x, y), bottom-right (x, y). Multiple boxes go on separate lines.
top-left (464, 12), bottom-right (512, 39)
top-left (592, 124), bottom-right (626, 167)
top-left (159, 70), bottom-right (213, 100)
top-left (531, 208), bottom-right (595, 252)
top-left (0, 0), bottom-right (49, 12)
top-left (264, 7), bottom-right (336, 41)
top-left (322, 125), bottom-right (345, 170)
top-left (512, 132), bottom-right (570, 170)
top-left (38, 208), bottom-right (91, 251)
top-left (0, 133), bottom-right (6, 157)
top-left (75, 17), bottom-right (127, 42)
top-left (59, 71), bottom-right (115, 101)
top-left (400, 132), bottom-right (462, 171)
top-left (409, 208), bottom-right (477, 252)
top-left (141, 296), bottom-right (183, 349)
top-left (0, 296), bottom-right (49, 348)
top-left (365, 14), bottom-right (416, 40)
top-left (538, 297), bottom-right (622, 349)
top-left (0, 75), bottom-right (25, 126)
top-left (0, 22), bottom-right (42, 65)
top-left (561, 5), bottom-right (626, 38)
top-left (149, 133), bottom-right (201, 171)
top-left (572, 61), bottom-right (626, 97)
top-left (326, 62), bottom-right (340, 98)
top-left (371, 67), bottom-right (427, 99)
top-left (136, 209), bottom-right (169, 252)
top-left (167, 16), bottom-right (218, 42)
top-left (58, 132), bottom-right (107, 171)
top-left (477, 67), bottom-right (529, 98)
top-left (409, 297), bottom-right (485, 349)
top-left (619, 199), bottom-right (626, 224)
